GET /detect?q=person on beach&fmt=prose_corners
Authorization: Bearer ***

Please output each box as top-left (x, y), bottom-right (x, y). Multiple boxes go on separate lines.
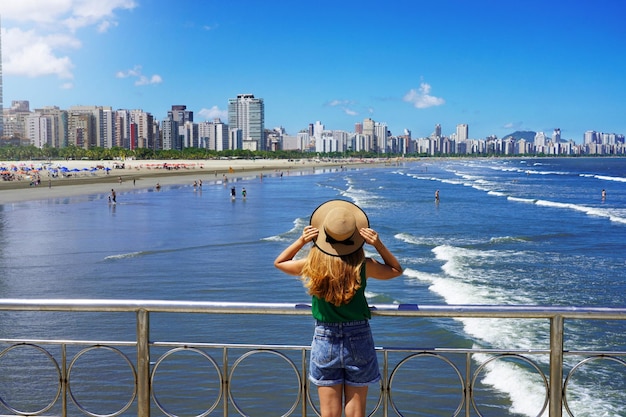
top-left (242, 188), bottom-right (247, 198)
top-left (274, 199), bottom-right (403, 417)
top-left (435, 189), bottom-right (440, 202)
top-left (110, 189), bottom-right (116, 203)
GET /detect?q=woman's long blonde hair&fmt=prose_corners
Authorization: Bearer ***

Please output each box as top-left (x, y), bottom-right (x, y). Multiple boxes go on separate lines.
top-left (300, 245), bottom-right (365, 306)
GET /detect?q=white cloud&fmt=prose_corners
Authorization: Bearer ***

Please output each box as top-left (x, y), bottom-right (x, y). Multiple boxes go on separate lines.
top-left (503, 122), bottom-right (523, 130)
top-left (1, 0), bottom-right (137, 79)
top-left (327, 99), bottom-right (359, 116)
top-left (135, 75), bottom-right (163, 86)
top-left (116, 66), bottom-right (162, 86)
top-left (198, 106), bottom-right (228, 121)
top-left (3, 28), bottom-right (77, 78)
top-left (328, 99), bottom-right (348, 107)
top-left (403, 82), bottom-right (445, 109)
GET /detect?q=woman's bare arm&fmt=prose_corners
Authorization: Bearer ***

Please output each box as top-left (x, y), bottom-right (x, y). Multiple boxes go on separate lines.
top-left (274, 226), bottom-right (318, 276)
top-left (360, 228), bottom-right (403, 280)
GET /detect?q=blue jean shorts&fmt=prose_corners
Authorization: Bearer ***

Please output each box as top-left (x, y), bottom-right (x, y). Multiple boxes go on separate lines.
top-left (309, 320), bottom-right (381, 387)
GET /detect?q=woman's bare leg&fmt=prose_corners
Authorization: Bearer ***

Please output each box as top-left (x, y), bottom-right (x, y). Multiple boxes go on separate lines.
top-left (344, 385), bottom-right (368, 417)
top-left (318, 385), bottom-right (343, 417)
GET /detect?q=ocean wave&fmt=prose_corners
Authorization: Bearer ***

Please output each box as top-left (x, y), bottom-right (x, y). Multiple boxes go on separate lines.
top-left (507, 196), bottom-right (538, 204)
top-left (262, 217), bottom-right (307, 241)
top-left (595, 174), bottom-right (626, 183)
top-left (488, 235), bottom-right (531, 244)
top-left (104, 251), bottom-right (145, 260)
top-left (535, 199), bottom-right (626, 224)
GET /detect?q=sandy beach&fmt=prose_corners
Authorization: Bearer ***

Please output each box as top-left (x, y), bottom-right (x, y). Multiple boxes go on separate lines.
top-left (0, 158), bottom-right (383, 204)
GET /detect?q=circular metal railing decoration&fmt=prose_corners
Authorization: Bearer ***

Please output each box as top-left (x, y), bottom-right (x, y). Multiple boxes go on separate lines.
top-left (228, 349), bottom-right (301, 417)
top-left (151, 347), bottom-right (223, 417)
top-left (471, 353), bottom-right (548, 417)
top-left (66, 345), bottom-right (137, 417)
top-left (0, 343), bottom-right (62, 415)
top-left (388, 352), bottom-right (465, 417)
top-left (563, 355), bottom-right (626, 417)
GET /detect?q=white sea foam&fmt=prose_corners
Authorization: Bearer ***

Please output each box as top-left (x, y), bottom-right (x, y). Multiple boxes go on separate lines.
top-left (473, 351), bottom-right (549, 417)
top-left (508, 196), bottom-right (537, 204)
top-left (262, 217), bottom-right (307, 241)
top-left (595, 174), bottom-right (626, 183)
top-left (405, 243), bottom-right (621, 417)
top-left (104, 251), bottom-right (144, 260)
top-left (535, 199), bottom-right (626, 224)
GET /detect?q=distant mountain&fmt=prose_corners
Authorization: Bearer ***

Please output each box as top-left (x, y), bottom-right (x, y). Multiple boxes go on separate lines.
top-left (502, 131), bottom-right (536, 141)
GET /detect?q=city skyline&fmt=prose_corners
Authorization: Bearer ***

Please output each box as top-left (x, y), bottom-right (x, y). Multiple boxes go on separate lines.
top-left (1, 1), bottom-right (625, 142)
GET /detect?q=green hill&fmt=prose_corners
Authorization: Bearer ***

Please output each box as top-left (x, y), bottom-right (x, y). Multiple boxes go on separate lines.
top-left (502, 131), bottom-right (536, 141)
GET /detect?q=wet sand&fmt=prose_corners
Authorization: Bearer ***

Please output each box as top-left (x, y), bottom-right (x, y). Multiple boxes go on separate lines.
top-left (0, 158), bottom-right (381, 204)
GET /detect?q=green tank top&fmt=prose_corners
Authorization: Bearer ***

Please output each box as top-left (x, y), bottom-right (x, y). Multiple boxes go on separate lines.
top-left (311, 264), bottom-right (371, 322)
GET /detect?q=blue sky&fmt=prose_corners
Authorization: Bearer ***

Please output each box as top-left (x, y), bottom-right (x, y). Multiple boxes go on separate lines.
top-left (2, 0), bottom-right (625, 143)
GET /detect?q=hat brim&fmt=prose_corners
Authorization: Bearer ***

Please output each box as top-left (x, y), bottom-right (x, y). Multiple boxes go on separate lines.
top-left (310, 199), bottom-right (369, 257)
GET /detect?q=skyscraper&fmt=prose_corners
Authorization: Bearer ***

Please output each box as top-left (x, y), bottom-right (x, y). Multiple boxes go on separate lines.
top-left (456, 124), bottom-right (468, 141)
top-left (228, 94), bottom-right (265, 151)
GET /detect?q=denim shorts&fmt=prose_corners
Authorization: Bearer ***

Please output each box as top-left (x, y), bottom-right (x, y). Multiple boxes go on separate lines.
top-left (309, 320), bottom-right (381, 387)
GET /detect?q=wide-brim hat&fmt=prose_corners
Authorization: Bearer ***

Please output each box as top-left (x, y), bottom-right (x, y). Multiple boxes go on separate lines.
top-left (310, 199), bottom-right (369, 257)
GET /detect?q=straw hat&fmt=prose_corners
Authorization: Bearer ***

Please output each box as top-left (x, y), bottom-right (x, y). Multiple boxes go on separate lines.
top-left (310, 199), bottom-right (369, 256)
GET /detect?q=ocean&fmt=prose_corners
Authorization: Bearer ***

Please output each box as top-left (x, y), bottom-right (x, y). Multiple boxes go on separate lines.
top-left (0, 157), bottom-right (624, 416)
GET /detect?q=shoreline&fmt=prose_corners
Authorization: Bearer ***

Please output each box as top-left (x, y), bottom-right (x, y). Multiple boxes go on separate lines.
top-left (0, 158), bottom-right (389, 205)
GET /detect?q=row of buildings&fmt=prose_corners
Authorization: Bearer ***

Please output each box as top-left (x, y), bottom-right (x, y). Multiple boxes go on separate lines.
top-left (2, 96), bottom-right (625, 156)
top-left (2, 95), bottom-right (266, 152)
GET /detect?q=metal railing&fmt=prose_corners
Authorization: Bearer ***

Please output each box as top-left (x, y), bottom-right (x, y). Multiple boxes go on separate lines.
top-left (0, 299), bottom-right (625, 417)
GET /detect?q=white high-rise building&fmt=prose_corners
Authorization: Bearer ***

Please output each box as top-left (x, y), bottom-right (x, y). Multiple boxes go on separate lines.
top-left (456, 124), bottom-right (468, 142)
top-left (375, 122), bottom-right (388, 153)
top-left (199, 119), bottom-right (229, 151)
top-left (228, 94), bottom-right (265, 151)
top-left (25, 114), bottom-right (49, 148)
top-left (534, 132), bottom-right (547, 152)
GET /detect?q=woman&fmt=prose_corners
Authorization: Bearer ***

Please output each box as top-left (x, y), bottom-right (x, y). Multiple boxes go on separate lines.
top-left (274, 200), bottom-right (403, 417)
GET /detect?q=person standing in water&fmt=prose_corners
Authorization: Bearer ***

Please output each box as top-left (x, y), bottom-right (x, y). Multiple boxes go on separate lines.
top-left (274, 199), bottom-right (403, 417)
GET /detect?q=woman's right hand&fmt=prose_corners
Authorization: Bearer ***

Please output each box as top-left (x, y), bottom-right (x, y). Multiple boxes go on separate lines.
top-left (301, 226), bottom-right (319, 243)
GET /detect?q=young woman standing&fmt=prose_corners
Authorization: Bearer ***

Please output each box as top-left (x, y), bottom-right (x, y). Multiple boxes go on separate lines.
top-left (274, 199), bottom-right (403, 417)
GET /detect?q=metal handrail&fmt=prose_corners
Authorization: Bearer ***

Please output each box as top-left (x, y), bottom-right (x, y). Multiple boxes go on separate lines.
top-left (0, 299), bottom-right (625, 417)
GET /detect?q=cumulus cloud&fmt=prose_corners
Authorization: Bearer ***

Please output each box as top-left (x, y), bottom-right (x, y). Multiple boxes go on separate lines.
top-left (3, 28), bottom-right (78, 78)
top-left (403, 82), bottom-right (445, 109)
top-left (198, 106), bottom-right (228, 121)
top-left (116, 66), bottom-right (162, 86)
top-left (1, 0), bottom-right (137, 79)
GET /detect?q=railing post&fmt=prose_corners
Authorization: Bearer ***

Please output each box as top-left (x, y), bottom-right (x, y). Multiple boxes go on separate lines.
top-left (549, 315), bottom-right (564, 417)
top-left (137, 309), bottom-right (150, 417)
